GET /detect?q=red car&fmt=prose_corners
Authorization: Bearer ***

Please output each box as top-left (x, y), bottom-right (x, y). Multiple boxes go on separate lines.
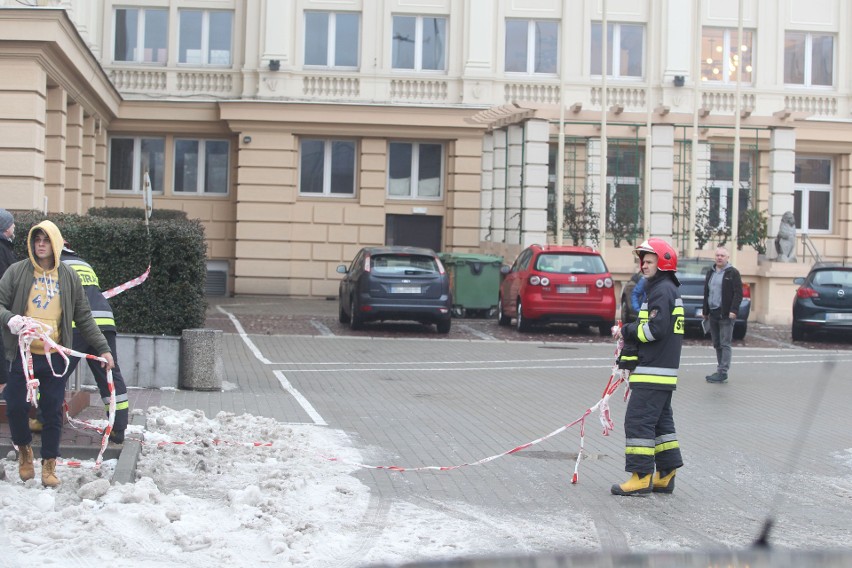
top-left (498, 244), bottom-right (616, 335)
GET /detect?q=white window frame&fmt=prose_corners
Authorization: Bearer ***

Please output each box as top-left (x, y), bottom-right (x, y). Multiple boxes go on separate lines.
top-left (606, 176), bottom-right (641, 227)
top-left (178, 9), bottom-right (233, 66)
top-left (391, 15), bottom-right (448, 72)
top-left (304, 11), bottom-right (360, 69)
top-left (113, 8), bottom-right (168, 65)
top-left (173, 139), bottom-right (230, 195)
top-left (504, 19), bottom-right (558, 75)
top-left (784, 31), bottom-right (834, 88)
top-left (108, 136), bottom-right (165, 193)
top-left (387, 141), bottom-right (444, 200)
top-left (299, 139), bottom-right (357, 197)
top-left (701, 27), bottom-right (754, 85)
top-left (591, 22), bottom-right (645, 79)
top-left (794, 156), bottom-right (833, 234)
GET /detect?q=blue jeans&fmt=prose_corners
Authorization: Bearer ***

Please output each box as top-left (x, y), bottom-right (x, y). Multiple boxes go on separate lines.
top-left (3, 352), bottom-right (68, 459)
top-left (710, 316), bottom-right (734, 374)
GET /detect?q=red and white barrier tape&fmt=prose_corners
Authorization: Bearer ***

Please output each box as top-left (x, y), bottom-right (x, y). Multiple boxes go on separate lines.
top-left (13, 317), bottom-right (115, 468)
top-left (102, 265), bottom-right (150, 299)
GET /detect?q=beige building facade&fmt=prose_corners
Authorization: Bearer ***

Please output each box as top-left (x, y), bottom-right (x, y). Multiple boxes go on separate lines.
top-left (1, 0), bottom-right (851, 325)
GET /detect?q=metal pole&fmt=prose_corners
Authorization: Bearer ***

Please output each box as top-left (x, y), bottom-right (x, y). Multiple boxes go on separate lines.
top-left (730, 0), bottom-right (743, 267)
top-left (687, 0), bottom-right (702, 254)
top-left (598, 0), bottom-right (608, 253)
top-left (556, 0), bottom-right (567, 245)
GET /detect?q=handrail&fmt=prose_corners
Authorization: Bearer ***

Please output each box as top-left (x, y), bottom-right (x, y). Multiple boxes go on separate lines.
top-left (800, 233), bottom-right (822, 264)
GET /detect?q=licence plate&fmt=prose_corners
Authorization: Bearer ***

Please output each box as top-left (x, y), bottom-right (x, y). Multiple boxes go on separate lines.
top-left (557, 285), bottom-right (586, 294)
top-left (826, 313), bottom-right (852, 321)
top-left (391, 286), bottom-right (420, 294)
top-left (695, 308), bottom-right (703, 317)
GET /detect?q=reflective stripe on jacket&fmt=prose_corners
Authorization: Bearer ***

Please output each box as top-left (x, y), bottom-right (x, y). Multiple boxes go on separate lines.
top-left (61, 254), bottom-right (116, 331)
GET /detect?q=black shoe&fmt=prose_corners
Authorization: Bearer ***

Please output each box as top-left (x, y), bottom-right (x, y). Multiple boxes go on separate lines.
top-left (707, 372), bottom-right (728, 383)
top-left (705, 372), bottom-right (720, 382)
top-left (109, 430), bottom-right (125, 444)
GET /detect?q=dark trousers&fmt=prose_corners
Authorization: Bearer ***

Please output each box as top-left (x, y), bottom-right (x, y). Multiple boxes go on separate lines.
top-left (4, 352), bottom-right (68, 459)
top-left (0, 333), bottom-right (7, 385)
top-left (623, 388), bottom-right (684, 474)
top-left (60, 330), bottom-right (129, 433)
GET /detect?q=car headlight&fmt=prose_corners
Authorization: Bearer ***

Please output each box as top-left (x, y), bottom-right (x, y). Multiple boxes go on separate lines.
top-left (540, 277), bottom-right (550, 286)
top-left (529, 276), bottom-right (541, 285)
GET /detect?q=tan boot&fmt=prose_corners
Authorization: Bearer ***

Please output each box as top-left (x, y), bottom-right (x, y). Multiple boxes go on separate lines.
top-left (41, 458), bottom-right (60, 488)
top-left (653, 469), bottom-right (676, 494)
top-left (610, 472), bottom-right (653, 496)
top-left (18, 445), bottom-right (35, 482)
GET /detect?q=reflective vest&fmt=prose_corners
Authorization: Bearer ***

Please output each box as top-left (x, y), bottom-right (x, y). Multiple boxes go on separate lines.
top-left (61, 253), bottom-right (116, 332)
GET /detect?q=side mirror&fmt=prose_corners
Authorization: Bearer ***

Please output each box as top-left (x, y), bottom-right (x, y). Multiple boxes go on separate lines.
top-left (336, 265), bottom-right (348, 274)
top-left (793, 276), bottom-right (804, 285)
top-left (500, 265), bottom-right (511, 275)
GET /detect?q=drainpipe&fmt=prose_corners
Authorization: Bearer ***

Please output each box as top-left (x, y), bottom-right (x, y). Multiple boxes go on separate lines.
top-left (730, 0), bottom-right (744, 267)
top-left (687, 0), bottom-right (702, 254)
top-left (599, 0), bottom-right (608, 254)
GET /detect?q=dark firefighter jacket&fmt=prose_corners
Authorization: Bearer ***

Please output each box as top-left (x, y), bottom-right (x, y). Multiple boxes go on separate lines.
top-left (60, 250), bottom-right (116, 332)
top-left (621, 271), bottom-right (684, 391)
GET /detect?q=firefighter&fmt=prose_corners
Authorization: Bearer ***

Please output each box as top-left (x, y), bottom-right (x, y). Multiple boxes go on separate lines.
top-left (611, 238), bottom-right (684, 496)
top-left (30, 242), bottom-right (129, 444)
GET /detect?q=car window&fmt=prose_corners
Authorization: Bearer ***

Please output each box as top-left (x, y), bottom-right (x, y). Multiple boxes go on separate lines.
top-left (535, 253), bottom-right (606, 274)
top-left (513, 249), bottom-right (533, 272)
top-left (813, 269), bottom-right (852, 286)
top-left (372, 254), bottom-right (439, 275)
top-left (349, 250), bottom-right (363, 273)
top-left (677, 262), bottom-right (711, 278)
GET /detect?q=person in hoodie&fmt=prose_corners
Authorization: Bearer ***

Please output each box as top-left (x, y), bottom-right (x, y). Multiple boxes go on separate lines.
top-left (29, 242), bottom-right (129, 444)
top-left (0, 208), bottom-right (17, 388)
top-left (0, 220), bottom-right (114, 487)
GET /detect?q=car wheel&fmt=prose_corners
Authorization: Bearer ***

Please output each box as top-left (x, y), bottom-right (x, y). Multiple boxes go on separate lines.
top-left (733, 321), bottom-right (747, 340)
top-left (620, 299), bottom-right (631, 323)
top-left (349, 297), bottom-right (363, 330)
top-left (436, 319), bottom-right (451, 334)
top-left (599, 321), bottom-right (615, 337)
top-left (497, 297), bottom-right (511, 326)
top-left (516, 299), bottom-right (531, 332)
top-left (338, 300), bottom-right (350, 324)
top-left (792, 321), bottom-right (805, 341)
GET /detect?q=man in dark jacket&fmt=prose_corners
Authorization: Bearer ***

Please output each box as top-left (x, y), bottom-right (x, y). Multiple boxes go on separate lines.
top-left (612, 238), bottom-right (684, 496)
top-left (0, 208), bottom-right (17, 387)
top-left (702, 246), bottom-right (743, 383)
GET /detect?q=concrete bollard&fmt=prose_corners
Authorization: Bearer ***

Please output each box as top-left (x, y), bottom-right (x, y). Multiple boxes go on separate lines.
top-left (179, 328), bottom-right (224, 391)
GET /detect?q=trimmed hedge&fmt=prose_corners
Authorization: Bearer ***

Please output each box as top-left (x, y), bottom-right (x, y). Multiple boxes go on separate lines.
top-left (9, 210), bottom-right (206, 336)
top-left (87, 206), bottom-right (188, 221)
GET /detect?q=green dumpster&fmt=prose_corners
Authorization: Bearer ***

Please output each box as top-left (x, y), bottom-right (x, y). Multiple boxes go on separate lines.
top-left (439, 253), bottom-right (503, 318)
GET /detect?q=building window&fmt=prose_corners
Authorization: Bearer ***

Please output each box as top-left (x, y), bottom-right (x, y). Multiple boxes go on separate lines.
top-left (706, 147), bottom-right (753, 229)
top-left (392, 15), bottom-right (447, 71)
top-left (605, 147), bottom-right (643, 232)
top-left (388, 142), bottom-right (443, 199)
top-left (794, 156), bottom-right (832, 232)
top-left (109, 137), bottom-right (165, 192)
top-left (591, 22), bottom-right (644, 78)
top-left (174, 139), bottom-right (230, 194)
top-left (785, 32), bottom-right (833, 87)
top-left (300, 139), bottom-right (356, 196)
top-left (114, 8), bottom-right (168, 64)
top-left (179, 10), bottom-right (233, 66)
top-left (304, 12), bottom-right (360, 68)
top-left (701, 28), bottom-right (753, 84)
top-left (504, 19), bottom-right (558, 74)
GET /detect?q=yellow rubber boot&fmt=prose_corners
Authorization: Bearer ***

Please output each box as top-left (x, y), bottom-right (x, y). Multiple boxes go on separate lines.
top-left (18, 445), bottom-right (35, 482)
top-left (611, 472), bottom-right (652, 496)
top-left (653, 469), bottom-right (676, 494)
top-left (41, 458), bottom-right (60, 488)
top-left (29, 418), bottom-right (43, 433)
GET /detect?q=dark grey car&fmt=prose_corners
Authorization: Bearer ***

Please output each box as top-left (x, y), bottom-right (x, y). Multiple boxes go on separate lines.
top-left (792, 263), bottom-right (852, 340)
top-left (337, 246), bottom-right (452, 333)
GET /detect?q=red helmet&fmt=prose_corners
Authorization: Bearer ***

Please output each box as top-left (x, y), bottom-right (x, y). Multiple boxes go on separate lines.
top-left (634, 238), bottom-right (678, 272)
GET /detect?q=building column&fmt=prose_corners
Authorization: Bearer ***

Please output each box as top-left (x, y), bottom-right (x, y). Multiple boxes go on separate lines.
top-left (480, 132), bottom-right (494, 242)
top-left (768, 127), bottom-right (796, 238)
top-left (586, 138), bottom-right (602, 247)
top-left (0, 60), bottom-right (47, 210)
top-left (521, 119), bottom-right (548, 247)
top-left (505, 124), bottom-right (523, 245)
top-left (81, 114), bottom-right (97, 211)
top-left (491, 129), bottom-right (507, 243)
top-left (44, 85), bottom-right (67, 213)
top-left (649, 124), bottom-right (675, 238)
top-left (65, 101), bottom-right (84, 214)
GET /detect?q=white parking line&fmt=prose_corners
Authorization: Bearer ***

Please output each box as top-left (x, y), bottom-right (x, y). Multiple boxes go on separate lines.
top-left (310, 319), bottom-right (335, 336)
top-left (457, 323), bottom-right (498, 341)
top-left (216, 305), bottom-right (273, 364)
top-left (273, 370), bottom-right (327, 426)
